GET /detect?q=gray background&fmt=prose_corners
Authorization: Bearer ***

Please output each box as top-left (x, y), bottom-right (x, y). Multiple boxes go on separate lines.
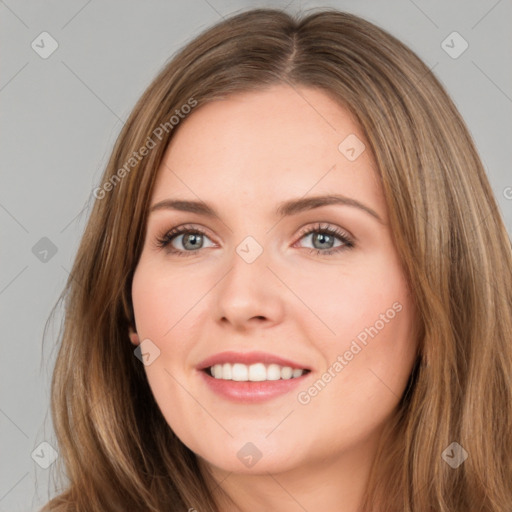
top-left (1, 1), bottom-right (511, 510)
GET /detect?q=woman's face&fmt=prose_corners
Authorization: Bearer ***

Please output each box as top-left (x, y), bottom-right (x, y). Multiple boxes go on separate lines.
top-left (131, 84), bottom-right (418, 476)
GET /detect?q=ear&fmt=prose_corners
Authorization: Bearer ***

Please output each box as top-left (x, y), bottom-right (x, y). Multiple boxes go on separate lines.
top-left (128, 325), bottom-right (140, 346)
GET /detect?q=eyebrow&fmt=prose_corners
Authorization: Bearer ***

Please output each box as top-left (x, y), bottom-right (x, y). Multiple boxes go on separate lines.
top-left (149, 194), bottom-right (384, 223)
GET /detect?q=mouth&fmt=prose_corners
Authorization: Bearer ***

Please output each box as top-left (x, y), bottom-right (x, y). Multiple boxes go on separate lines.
top-left (198, 362), bottom-right (311, 405)
top-left (196, 351), bottom-right (313, 403)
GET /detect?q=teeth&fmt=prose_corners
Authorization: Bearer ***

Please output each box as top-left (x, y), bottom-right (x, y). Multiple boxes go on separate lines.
top-left (281, 366), bottom-right (293, 379)
top-left (208, 363), bottom-right (307, 381)
top-left (222, 363), bottom-right (232, 380)
top-left (267, 364), bottom-right (281, 380)
top-left (248, 363), bottom-right (266, 381)
top-left (232, 363), bottom-right (248, 381)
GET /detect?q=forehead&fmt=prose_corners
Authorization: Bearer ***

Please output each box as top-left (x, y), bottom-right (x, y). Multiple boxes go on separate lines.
top-left (150, 85), bottom-right (385, 219)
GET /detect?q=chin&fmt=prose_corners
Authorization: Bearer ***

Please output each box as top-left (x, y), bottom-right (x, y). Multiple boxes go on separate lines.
top-left (188, 435), bottom-right (306, 475)
top-left (201, 451), bottom-right (301, 476)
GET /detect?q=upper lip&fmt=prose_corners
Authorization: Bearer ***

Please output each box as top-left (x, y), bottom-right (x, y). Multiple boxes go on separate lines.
top-left (197, 351), bottom-right (311, 371)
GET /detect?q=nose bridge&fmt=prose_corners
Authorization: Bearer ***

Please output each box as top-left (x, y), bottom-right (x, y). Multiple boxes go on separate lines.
top-left (225, 233), bottom-right (271, 298)
top-left (213, 233), bottom-right (284, 326)
top-left (235, 234), bottom-right (266, 266)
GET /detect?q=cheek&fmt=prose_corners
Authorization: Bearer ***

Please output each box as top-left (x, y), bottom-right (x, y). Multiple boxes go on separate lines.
top-left (131, 261), bottom-right (200, 339)
top-left (293, 259), bottom-right (416, 419)
top-left (288, 252), bottom-right (408, 344)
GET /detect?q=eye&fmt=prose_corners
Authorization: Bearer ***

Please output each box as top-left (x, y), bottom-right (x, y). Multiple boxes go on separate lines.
top-left (294, 223), bottom-right (354, 256)
top-left (155, 224), bottom-right (215, 257)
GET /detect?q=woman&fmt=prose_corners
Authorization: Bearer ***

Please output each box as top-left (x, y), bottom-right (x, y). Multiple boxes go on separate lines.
top-left (41, 7), bottom-right (512, 512)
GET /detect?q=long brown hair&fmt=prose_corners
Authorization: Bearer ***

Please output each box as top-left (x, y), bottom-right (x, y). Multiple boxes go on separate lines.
top-left (40, 7), bottom-right (512, 511)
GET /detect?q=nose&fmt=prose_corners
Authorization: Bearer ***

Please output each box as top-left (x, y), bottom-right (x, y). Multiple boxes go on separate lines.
top-left (212, 243), bottom-right (286, 331)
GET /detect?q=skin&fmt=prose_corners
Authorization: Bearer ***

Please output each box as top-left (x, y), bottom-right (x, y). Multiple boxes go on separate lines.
top-left (130, 84), bottom-right (418, 512)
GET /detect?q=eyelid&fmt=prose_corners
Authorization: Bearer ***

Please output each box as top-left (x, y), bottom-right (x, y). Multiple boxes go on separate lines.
top-left (295, 222), bottom-right (354, 243)
top-left (153, 223), bottom-right (216, 248)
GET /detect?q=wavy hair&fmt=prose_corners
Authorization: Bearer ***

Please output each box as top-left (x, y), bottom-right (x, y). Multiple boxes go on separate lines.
top-left (40, 7), bottom-right (512, 511)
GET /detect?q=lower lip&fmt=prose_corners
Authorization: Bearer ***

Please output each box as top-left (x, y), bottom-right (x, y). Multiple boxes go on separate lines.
top-left (198, 369), bottom-right (310, 403)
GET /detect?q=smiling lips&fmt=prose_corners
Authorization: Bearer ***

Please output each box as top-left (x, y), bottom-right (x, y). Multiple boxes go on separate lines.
top-left (197, 350), bottom-right (312, 402)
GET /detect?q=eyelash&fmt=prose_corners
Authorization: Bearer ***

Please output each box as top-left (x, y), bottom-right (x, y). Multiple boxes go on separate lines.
top-left (155, 223), bottom-right (355, 257)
